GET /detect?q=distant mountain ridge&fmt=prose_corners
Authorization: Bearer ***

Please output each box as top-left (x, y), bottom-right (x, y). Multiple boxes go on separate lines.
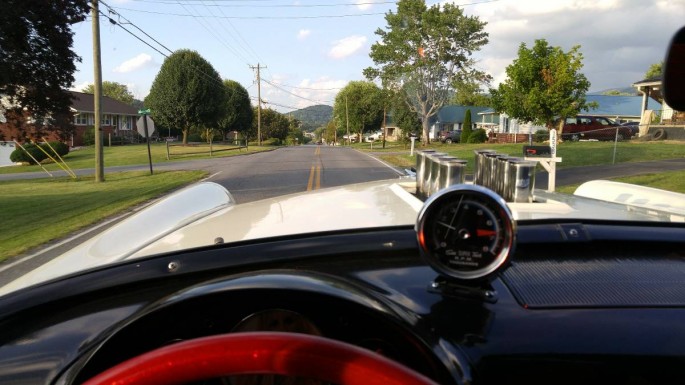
top-left (589, 87), bottom-right (639, 96)
top-left (290, 104), bottom-right (332, 131)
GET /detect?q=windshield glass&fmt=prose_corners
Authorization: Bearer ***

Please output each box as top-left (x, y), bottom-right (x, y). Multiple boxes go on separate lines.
top-left (1, 0), bottom-right (684, 296)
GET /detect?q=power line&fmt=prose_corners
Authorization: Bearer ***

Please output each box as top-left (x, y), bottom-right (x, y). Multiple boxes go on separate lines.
top-left (100, 0), bottom-right (174, 54)
top-left (109, 6), bottom-right (386, 19)
top-left (98, 10), bottom-right (170, 57)
top-left (263, 80), bottom-right (343, 91)
top-left (175, 1), bottom-right (252, 65)
top-left (262, 79), bottom-right (333, 105)
top-left (130, 0), bottom-right (398, 8)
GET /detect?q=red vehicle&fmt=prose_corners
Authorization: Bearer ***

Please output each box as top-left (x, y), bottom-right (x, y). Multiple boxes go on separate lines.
top-left (557, 115), bottom-right (634, 141)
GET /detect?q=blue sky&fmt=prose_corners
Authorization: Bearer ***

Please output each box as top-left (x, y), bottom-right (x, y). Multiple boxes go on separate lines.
top-left (70, 0), bottom-right (685, 113)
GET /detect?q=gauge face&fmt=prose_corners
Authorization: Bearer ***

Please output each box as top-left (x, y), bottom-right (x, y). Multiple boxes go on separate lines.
top-left (416, 185), bottom-right (515, 281)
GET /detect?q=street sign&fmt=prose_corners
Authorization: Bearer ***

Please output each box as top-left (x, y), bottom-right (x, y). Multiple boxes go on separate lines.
top-left (138, 108), bottom-right (151, 115)
top-left (136, 116), bottom-right (155, 138)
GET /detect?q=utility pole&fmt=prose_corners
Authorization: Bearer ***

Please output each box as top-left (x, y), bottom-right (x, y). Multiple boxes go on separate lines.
top-left (250, 63), bottom-right (266, 146)
top-left (345, 95), bottom-right (350, 146)
top-left (92, 0), bottom-right (104, 182)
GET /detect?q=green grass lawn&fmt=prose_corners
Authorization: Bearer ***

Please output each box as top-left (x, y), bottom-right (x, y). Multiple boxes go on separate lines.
top-left (0, 170), bottom-right (206, 262)
top-left (0, 142), bottom-right (275, 175)
top-left (556, 169), bottom-right (685, 195)
top-left (367, 140), bottom-right (685, 174)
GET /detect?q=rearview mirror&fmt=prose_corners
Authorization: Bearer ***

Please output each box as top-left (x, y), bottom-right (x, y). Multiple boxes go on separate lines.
top-left (663, 26), bottom-right (685, 111)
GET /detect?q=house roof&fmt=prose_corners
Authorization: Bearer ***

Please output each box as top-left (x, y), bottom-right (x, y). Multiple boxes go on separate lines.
top-left (585, 94), bottom-right (661, 118)
top-left (69, 91), bottom-right (138, 115)
top-left (633, 75), bottom-right (662, 87)
top-left (430, 105), bottom-right (490, 125)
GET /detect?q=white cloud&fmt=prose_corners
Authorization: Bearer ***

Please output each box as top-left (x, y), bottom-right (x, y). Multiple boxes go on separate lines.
top-left (70, 81), bottom-right (92, 92)
top-left (328, 35), bottom-right (367, 59)
top-left (113, 53), bottom-right (154, 73)
top-left (356, 0), bottom-right (373, 11)
top-left (297, 29), bottom-right (311, 40)
top-left (463, 0), bottom-right (685, 91)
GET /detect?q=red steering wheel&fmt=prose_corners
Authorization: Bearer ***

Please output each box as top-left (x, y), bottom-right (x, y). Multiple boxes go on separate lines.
top-left (82, 332), bottom-right (438, 385)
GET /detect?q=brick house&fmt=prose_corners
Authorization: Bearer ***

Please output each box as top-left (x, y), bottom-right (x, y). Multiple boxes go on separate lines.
top-left (0, 91), bottom-right (139, 147)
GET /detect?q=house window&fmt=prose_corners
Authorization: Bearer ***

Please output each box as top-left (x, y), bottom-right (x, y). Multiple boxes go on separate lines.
top-left (75, 113), bottom-right (88, 125)
top-left (101, 114), bottom-right (111, 126)
top-left (118, 116), bottom-right (132, 130)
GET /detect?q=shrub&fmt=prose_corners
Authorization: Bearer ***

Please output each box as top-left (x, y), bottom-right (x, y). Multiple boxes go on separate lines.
top-left (534, 129), bottom-right (549, 143)
top-left (462, 109), bottom-right (473, 143)
top-left (41, 141), bottom-right (69, 157)
top-left (10, 144), bottom-right (48, 164)
top-left (82, 128), bottom-right (95, 146)
top-left (467, 129), bottom-right (488, 143)
top-left (187, 133), bottom-right (202, 142)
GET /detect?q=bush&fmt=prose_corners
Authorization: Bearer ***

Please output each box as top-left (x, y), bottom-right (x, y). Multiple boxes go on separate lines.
top-left (467, 129), bottom-right (488, 143)
top-left (10, 144), bottom-right (47, 164)
top-left (187, 133), bottom-right (202, 142)
top-left (82, 128), bottom-right (95, 146)
top-left (41, 141), bottom-right (69, 157)
top-left (534, 129), bottom-right (549, 143)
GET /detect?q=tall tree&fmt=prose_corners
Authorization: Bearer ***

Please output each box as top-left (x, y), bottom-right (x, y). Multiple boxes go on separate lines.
top-left (462, 109), bottom-right (473, 143)
top-left (388, 87), bottom-right (421, 136)
top-left (250, 107), bottom-right (289, 143)
top-left (333, 81), bottom-right (384, 142)
top-left (0, 0), bottom-right (89, 139)
top-left (145, 50), bottom-right (226, 144)
top-left (490, 39), bottom-right (594, 136)
top-left (217, 79), bottom-right (253, 140)
top-left (364, 0), bottom-right (489, 144)
top-left (81, 81), bottom-right (135, 105)
top-left (452, 78), bottom-right (492, 107)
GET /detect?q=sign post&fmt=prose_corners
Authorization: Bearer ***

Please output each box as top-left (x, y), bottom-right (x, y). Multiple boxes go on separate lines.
top-left (137, 109), bottom-right (154, 175)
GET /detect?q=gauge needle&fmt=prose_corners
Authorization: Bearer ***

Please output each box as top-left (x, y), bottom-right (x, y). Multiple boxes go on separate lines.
top-left (476, 229), bottom-right (497, 237)
top-left (444, 195), bottom-right (465, 241)
top-left (437, 221), bottom-right (456, 230)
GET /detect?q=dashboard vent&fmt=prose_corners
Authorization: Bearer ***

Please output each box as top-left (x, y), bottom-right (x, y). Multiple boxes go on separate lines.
top-left (501, 258), bottom-right (685, 308)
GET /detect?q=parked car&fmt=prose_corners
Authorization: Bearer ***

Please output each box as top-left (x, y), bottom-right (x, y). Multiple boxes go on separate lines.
top-left (438, 129), bottom-right (462, 143)
top-left (556, 115), bottom-right (634, 141)
top-left (364, 130), bottom-right (384, 142)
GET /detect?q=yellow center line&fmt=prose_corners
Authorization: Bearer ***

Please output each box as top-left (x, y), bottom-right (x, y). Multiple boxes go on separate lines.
top-left (306, 165), bottom-right (315, 191)
top-left (315, 165), bottom-right (321, 190)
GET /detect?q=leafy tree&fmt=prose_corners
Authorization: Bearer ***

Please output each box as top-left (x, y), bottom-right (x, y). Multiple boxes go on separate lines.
top-left (0, 0), bottom-right (89, 139)
top-left (461, 109), bottom-right (473, 143)
top-left (81, 81), bottom-right (135, 105)
top-left (333, 81), bottom-right (384, 143)
top-left (250, 107), bottom-right (289, 144)
top-left (321, 120), bottom-right (341, 144)
top-left (364, 0), bottom-right (488, 145)
top-left (490, 39), bottom-right (594, 137)
top-left (452, 78), bottom-right (492, 107)
top-left (218, 79), bottom-right (253, 140)
top-left (388, 88), bottom-right (421, 137)
top-left (645, 61), bottom-right (663, 79)
top-left (286, 116), bottom-right (305, 145)
top-left (145, 49), bottom-right (226, 144)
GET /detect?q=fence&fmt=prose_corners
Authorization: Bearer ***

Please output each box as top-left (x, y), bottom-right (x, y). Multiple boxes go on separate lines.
top-left (166, 140), bottom-right (248, 160)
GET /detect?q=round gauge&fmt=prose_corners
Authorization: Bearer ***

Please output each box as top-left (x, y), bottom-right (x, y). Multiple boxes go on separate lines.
top-left (416, 184), bottom-right (515, 281)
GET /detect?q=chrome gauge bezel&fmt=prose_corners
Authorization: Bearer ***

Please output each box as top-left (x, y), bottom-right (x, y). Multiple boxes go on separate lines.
top-left (416, 184), bottom-right (516, 281)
